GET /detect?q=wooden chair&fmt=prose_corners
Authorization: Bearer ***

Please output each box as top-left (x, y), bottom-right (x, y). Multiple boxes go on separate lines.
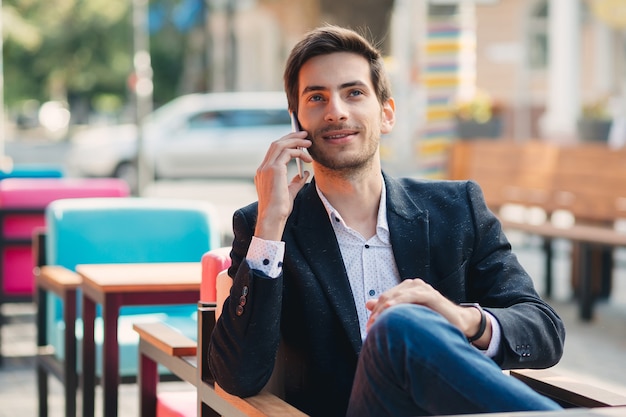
top-left (136, 246), bottom-right (303, 417)
top-left (136, 247), bottom-right (626, 416)
top-left (36, 197), bottom-right (221, 417)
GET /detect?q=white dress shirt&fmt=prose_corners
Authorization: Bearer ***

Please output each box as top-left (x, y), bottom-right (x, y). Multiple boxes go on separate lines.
top-left (245, 178), bottom-right (501, 356)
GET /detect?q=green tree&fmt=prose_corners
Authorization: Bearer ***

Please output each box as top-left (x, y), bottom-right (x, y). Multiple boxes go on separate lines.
top-left (3, 0), bottom-right (202, 123)
top-left (3, 0), bottom-right (133, 121)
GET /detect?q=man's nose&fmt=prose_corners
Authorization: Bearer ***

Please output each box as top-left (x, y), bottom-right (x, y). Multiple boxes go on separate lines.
top-left (324, 97), bottom-right (348, 123)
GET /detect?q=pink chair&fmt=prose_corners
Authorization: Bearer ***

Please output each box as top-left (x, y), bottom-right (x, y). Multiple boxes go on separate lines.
top-left (0, 177), bottom-right (129, 366)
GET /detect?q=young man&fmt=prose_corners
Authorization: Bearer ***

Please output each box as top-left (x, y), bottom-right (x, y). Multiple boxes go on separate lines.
top-left (209, 25), bottom-right (565, 417)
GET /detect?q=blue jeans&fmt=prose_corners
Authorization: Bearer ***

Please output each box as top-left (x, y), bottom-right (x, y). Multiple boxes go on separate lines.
top-left (346, 304), bottom-right (562, 416)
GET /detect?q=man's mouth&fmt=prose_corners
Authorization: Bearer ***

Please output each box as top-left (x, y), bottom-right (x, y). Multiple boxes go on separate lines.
top-left (322, 130), bottom-right (358, 140)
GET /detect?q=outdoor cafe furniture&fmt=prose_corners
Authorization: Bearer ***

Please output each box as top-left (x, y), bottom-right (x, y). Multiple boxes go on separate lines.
top-left (35, 197), bottom-right (221, 417)
top-left (447, 140), bottom-right (626, 320)
top-left (0, 177), bottom-right (129, 366)
top-left (79, 262), bottom-right (202, 417)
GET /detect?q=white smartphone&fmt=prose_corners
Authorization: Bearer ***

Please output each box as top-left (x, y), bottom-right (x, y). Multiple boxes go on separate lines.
top-left (289, 111), bottom-right (304, 178)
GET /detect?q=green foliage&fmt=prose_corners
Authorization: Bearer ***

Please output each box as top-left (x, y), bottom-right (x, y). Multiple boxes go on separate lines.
top-left (581, 97), bottom-right (611, 120)
top-left (453, 90), bottom-right (502, 124)
top-left (2, 0), bottom-right (193, 121)
top-left (3, 0), bottom-right (133, 116)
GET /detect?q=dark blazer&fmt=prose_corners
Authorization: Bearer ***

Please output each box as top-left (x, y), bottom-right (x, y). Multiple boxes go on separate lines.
top-left (209, 174), bottom-right (566, 417)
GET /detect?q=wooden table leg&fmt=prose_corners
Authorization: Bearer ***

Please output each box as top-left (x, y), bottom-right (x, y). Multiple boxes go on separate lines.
top-left (63, 289), bottom-right (77, 417)
top-left (102, 295), bottom-right (120, 417)
top-left (579, 243), bottom-right (594, 321)
top-left (138, 339), bottom-right (158, 417)
top-left (82, 293), bottom-right (96, 417)
top-left (543, 237), bottom-right (553, 298)
top-left (36, 286), bottom-right (48, 417)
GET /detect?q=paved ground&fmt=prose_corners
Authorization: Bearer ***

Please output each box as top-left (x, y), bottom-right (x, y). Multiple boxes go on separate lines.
top-left (1, 178), bottom-right (626, 415)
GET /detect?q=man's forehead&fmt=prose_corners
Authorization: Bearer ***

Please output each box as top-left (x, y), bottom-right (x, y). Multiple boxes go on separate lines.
top-left (298, 53), bottom-right (373, 93)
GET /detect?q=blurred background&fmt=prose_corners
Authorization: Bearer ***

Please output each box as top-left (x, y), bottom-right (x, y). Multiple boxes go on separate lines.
top-left (2, 0), bottom-right (625, 190)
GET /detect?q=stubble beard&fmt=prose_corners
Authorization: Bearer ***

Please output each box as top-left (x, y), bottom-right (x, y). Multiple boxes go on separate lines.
top-left (308, 131), bottom-right (380, 177)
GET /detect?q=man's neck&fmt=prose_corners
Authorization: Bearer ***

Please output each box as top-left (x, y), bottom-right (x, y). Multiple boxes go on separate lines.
top-left (315, 165), bottom-right (383, 239)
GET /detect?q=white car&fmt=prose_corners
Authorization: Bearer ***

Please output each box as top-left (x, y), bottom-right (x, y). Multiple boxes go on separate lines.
top-left (67, 91), bottom-right (294, 191)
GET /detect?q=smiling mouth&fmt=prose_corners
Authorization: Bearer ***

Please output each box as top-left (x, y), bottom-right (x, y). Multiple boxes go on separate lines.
top-left (322, 130), bottom-right (358, 140)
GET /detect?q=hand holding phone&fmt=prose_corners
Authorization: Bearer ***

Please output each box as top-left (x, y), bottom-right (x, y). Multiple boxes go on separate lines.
top-left (290, 111), bottom-right (304, 178)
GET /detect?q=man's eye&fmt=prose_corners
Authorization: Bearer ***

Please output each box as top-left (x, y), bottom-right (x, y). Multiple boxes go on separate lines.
top-left (309, 95), bottom-right (323, 102)
top-left (349, 90), bottom-right (364, 97)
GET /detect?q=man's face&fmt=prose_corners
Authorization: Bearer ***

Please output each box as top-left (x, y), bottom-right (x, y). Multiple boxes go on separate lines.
top-left (296, 52), bottom-right (395, 173)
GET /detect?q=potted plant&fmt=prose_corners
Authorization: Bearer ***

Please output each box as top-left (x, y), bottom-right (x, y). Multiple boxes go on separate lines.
top-left (578, 97), bottom-right (613, 142)
top-left (453, 90), bottom-right (503, 140)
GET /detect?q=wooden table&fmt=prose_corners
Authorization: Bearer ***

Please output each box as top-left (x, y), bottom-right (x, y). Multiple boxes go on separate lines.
top-left (500, 219), bottom-right (626, 320)
top-left (77, 262), bottom-right (201, 417)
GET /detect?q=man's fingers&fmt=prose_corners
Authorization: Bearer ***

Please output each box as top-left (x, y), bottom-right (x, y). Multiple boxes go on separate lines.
top-left (260, 134), bottom-right (311, 170)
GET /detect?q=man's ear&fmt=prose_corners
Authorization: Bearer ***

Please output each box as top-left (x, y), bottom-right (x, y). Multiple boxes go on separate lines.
top-left (381, 97), bottom-right (396, 134)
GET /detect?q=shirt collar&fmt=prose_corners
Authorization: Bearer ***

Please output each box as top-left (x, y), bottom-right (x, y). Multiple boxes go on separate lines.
top-left (315, 176), bottom-right (390, 242)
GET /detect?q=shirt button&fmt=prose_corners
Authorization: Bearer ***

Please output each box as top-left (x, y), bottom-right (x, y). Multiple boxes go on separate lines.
top-left (262, 258), bottom-right (270, 265)
top-left (239, 296), bottom-right (247, 306)
top-left (242, 286), bottom-right (249, 296)
top-left (364, 244), bottom-right (370, 249)
top-left (368, 289), bottom-right (376, 296)
top-left (236, 305), bottom-right (244, 316)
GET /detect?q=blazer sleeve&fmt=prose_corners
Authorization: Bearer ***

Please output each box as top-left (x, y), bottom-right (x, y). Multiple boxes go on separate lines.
top-left (464, 181), bottom-right (566, 369)
top-left (208, 205), bottom-right (283, 397)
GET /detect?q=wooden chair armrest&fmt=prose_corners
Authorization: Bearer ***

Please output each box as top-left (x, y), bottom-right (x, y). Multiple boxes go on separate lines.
top-left (511, 369), bottom-right (626, 408)
top-left (207, 383), bottom-right (308, 417)
top-left (35, 265), bottom-right (82, 294)
top-left (133, 322), bottom-right (197, 357)
top-left (135, 321), bottom-right (198, 416)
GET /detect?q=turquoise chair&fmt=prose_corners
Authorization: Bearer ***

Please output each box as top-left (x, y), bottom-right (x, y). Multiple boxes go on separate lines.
top-left (36, 197), bottom-right (221, 417)
top-left (0, 164), bottom-right (63, 179)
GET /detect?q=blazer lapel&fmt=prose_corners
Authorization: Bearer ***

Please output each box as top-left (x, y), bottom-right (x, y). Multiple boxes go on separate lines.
top-left (383, 174), bottom-right (432, 283)
top-left (290, 183), bottom-right (363, 354)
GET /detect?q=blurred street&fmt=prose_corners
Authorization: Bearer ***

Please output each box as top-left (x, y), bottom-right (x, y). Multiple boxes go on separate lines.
top-left (3, 129), bottom-right (72, 166)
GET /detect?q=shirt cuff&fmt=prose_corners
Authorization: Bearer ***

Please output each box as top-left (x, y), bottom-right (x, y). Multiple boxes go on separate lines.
top-left (481, 311), bottom-right (501, 358)
top-left (246, 236), bottom-right (285, 279)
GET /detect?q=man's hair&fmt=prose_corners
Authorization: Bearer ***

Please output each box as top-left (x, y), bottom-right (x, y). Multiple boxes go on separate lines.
top-left (283, 25), bottom-right (392, 113)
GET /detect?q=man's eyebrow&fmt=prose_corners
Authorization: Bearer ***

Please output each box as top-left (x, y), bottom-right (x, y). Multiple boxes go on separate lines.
top-left (340, 80), bottom-right (368, 90)
top-left (302, 85), bottom-right (326, 94)
top-left (302, 80), bottom-right (369, 94)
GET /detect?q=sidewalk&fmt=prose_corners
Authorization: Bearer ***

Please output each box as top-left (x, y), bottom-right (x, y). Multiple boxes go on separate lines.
top-left (1, 183), bottom-right (626, 415)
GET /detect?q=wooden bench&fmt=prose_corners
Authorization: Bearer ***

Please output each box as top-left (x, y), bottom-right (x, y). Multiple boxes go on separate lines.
top-left (448, 139), bottom-right (626, 320)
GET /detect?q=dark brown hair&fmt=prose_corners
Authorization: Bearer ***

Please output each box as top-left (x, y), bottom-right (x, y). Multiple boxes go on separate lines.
top-left (283, 25), bottom-right (392, 113)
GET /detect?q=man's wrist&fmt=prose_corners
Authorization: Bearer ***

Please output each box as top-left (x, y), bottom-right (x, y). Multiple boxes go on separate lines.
top-left (254, 209), bottom-right (288, 241)
top-left (460, 303), bottom-right (487, 343)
